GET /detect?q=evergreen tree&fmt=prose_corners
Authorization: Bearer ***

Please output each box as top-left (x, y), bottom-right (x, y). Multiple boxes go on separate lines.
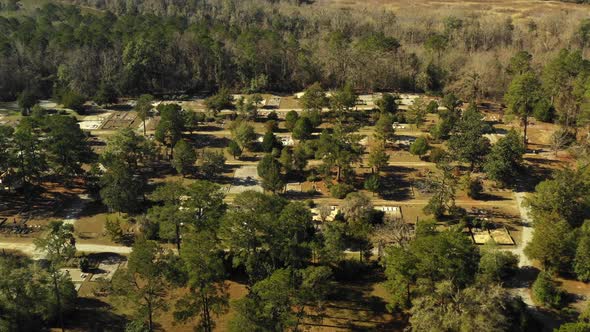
top-left (135, 94), bottom-right (154, 136)
top-left (174, 231), bottom-right (229, 332)
top-left (155, 103), bottom-right (185, 157)
top-left (112, 238), bottom-right (169, 331)
top-left (483, 130), bottom-right (525, 186)
top-left (292, 117), bottom-right (313, 140)
top-left (172, 140), bottom-right (196, 176)
top-left (374, 112), bottom-right (395, 144)
top-left (227, 140), bottom-right (242, 159)
top-left (448, 104), bottom-right (491, 169)
top-left (504, 71), bottom-right (542, 147)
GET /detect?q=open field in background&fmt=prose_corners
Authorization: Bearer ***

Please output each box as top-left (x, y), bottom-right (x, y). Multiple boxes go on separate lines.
top-left (318, 0), bottom-right (590, 20)
top-left (5, 0), bottom-right (590, 21)
top-left (0, 0), bottom-right (103, 16)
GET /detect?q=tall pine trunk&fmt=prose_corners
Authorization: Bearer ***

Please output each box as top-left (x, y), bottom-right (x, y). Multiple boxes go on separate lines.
top-left (175, 223), bottom-right (181, 252)
top-left (148, 300), bottom-right (153, 332)
top-left (523, 115), bottom-right (528, 149)
top-left (52, 271), bottom-right (65, 332)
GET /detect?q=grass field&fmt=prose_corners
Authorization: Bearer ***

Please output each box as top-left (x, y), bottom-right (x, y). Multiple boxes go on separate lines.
top-left (317, 0), bottom-right (589, 21)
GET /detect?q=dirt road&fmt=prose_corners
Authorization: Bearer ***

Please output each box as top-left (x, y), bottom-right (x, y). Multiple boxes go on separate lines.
top-left (512, 192), bottom-right (533, 267)
top-left (0, 241), bottom-right (132, 259)
top-left (506, 192), bottom-right (535, 307)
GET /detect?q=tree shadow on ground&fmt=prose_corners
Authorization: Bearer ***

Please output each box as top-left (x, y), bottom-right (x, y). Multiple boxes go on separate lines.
top-left (78, 200), bottom-right (109, 218)
top-left (235, 155), bottom-right (260, 162)
top-left (302, 265), bottom-right (402, 331)
top-left (66, 297), bottom-right (128, 332)
top-left (476, 192), bottom-right (512, 201)
top-left (144, 162), bottom-right (177, 180)
top-left (0, 181), bottom-right (82, 220)
top-left (107, 104), bottom-right (133, 111)
top-left (379, 166), bottom-right (414, 201)
top-left (515, 159), bottom-right (560, 192)
top-left (506, 266), bottom-right (540, 290)
top-left (196, 124), bottom-right (223, 132)
top-left (188, 133), bottom-right (230, 149)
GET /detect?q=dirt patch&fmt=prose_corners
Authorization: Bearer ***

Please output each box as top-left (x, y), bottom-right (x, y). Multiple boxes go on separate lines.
top-left (229, 165), bottom-right (263, 194)
top-left (100, 111), bottom-right (139, 130)
top-left (0, 178), bottom-right (87, 236)
top-left (559, 278), bottom-right (590, 313)
top-left (320, 0), bottom-right (590, 22)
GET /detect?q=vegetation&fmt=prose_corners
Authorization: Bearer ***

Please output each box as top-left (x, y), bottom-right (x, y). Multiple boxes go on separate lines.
top-left (532, 271), bottom-right (565, 308)
top-left (410, 136), bottom-right (430, 158)
top-left (483, 130), bottom-right (525, 186)
top-left (0, 254), bottom-right (77, 331)
top-left (4, 1), bottom-right (590, 331)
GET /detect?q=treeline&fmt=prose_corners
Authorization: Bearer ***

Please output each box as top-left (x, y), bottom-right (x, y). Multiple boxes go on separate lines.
top-left (2, 0), bottom-right (590, 102)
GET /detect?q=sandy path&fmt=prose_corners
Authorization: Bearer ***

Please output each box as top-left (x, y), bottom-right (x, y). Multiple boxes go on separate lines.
top-left (0, 192), bottom-right (129, 259)
top-left (512, 192), bottom-right (533, 267)
top-left (63, 194), bottom-right (92, 225)
top-left (505, 192), bottom-right (535, 306)
top-left (0, 241), bottom-right (131, 259)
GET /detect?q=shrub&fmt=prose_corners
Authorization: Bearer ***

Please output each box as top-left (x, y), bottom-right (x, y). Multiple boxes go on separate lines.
top-left (265, 120), bottom-right (278, 133)
top-left (305, 109), bottom-right (322, 127)
top-left (462, 176), bottom-right (483, 199)
top-left (391, 112), bottom-right (406, 123)
top-left (478, 249), bottom-right (518, 282)
top-left (262, 130), bottom-right (281, 153)
top-left (306, 173), bottom-right (321, 182)
top-left (104, 216), bottom-right (124, 243)
top-left (285, 110), bottom-right (299, 131)
top-left (410, 136), bottom-right (430, 158)
top-left (227, 140), bottom-right (242, 159)
top-left (330, 183), bottom-right (354, 199)
top-left (533, 98), bottom-right (555, 123)
top-left (79, 257), bottom-right (90, 273)
top-left (426, 100), bottom-right (439, 113)
top-left (205, 88), bottom-right (233, 112)
top-left (306, 189), bottom-right (319, 195)
top-left (267, 111), bottom-right (279, 121)
top-left (532, 271), bottom-right (565, 308)
top-left (201, 150), bottom-right (226, 178)
top-left (429, 147), bottom-right (447, 163)
top-left (364, 174), bottom-right (381, 195)
top-left (448, 205), bottom-right (467, 219)
top-left (61, 90), bottom-right (86, 114)
top-left (292, 117), bottom-right (313, 140)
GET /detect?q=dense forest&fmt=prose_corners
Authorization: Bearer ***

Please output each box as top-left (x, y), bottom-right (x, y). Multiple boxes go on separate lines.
top-left (1, 0), bottom-right (590, 103)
